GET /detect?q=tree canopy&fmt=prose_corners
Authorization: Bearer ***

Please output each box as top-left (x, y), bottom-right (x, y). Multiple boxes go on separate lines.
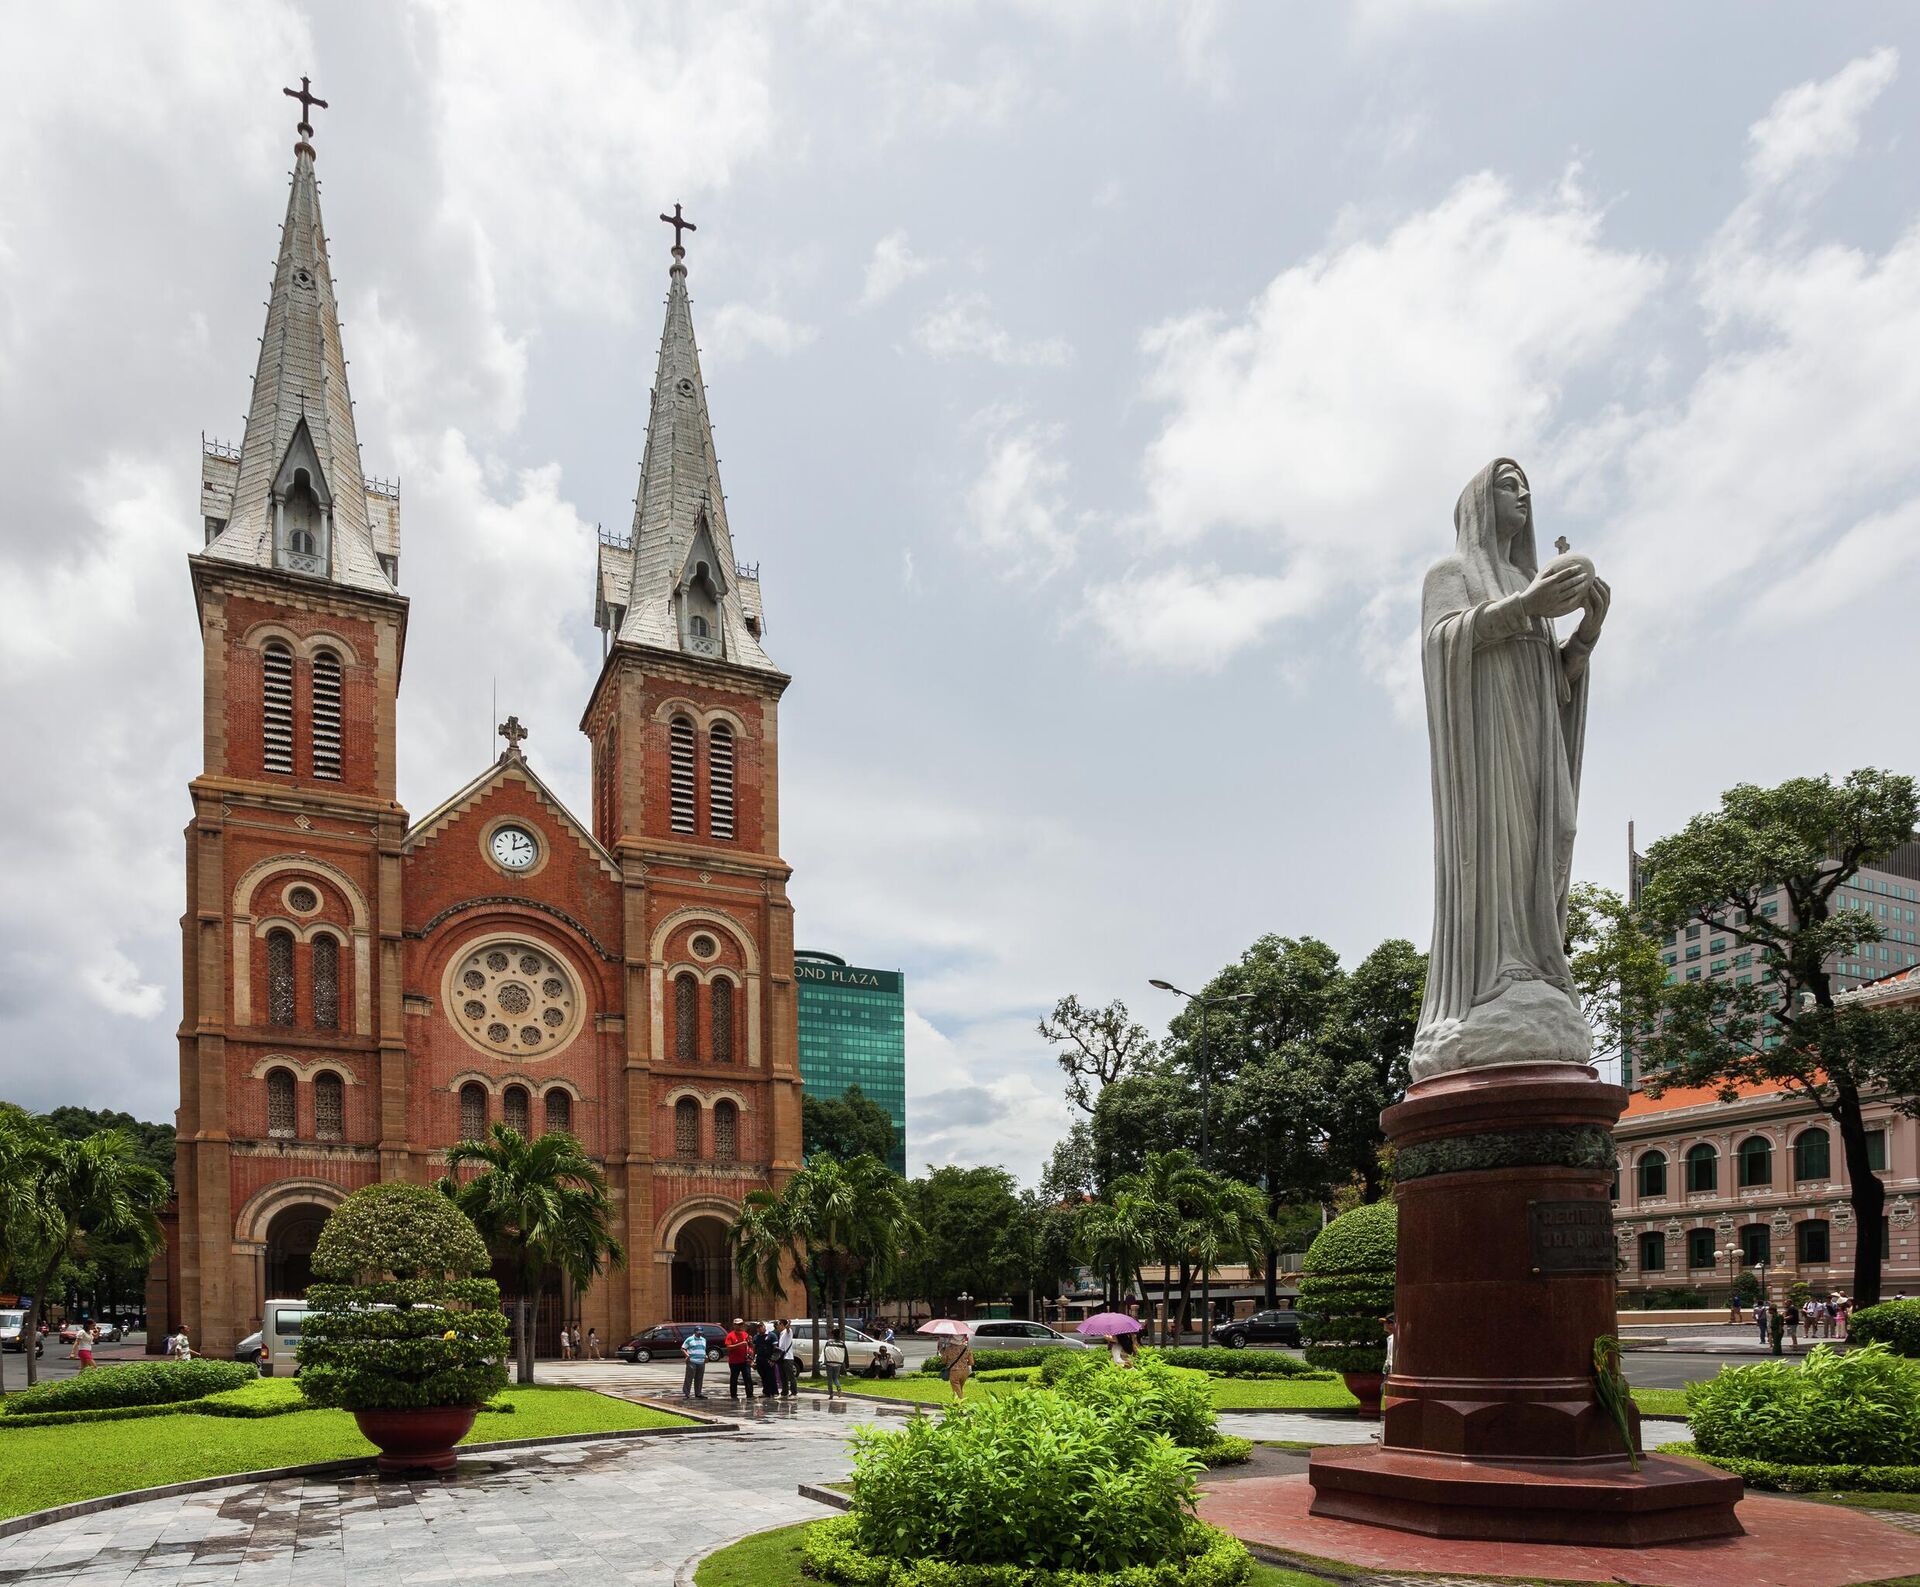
top-left (802, 1084), bottom-right (897, 1165)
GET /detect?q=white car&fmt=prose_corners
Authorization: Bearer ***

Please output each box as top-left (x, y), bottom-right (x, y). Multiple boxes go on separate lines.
top-left (967, 1319), bottom-right (1090, 1351)
top-left (0, 1311), bottom-right (43, 1356)
top-left (788, 1319), bottom-right (904, 1376)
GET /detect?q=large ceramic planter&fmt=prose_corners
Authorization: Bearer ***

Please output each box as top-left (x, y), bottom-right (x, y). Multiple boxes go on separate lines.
top-left (353, 1405), bottom-right (478, 1474)
top-left (1342, 1371), bottom-right (1385, 1419)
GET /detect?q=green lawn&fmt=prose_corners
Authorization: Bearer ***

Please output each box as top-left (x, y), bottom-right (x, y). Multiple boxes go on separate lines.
top-left (0, 1385), bottom-right (692, 1520)
top-left (1631, 1387), bottom-right (1690, 1418)
top-left (692, 1520), bottom-right (1331, 1587)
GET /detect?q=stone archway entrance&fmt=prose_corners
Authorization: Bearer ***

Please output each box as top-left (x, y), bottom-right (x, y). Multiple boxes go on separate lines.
top-left (671, 1216), bottom-right (736, 1323)
top-left (263, 1203), bottom-right (331, 1299)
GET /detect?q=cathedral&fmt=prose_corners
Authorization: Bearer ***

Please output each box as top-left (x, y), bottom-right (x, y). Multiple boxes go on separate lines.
top-left (162, 91), bottom-right (804, 1354)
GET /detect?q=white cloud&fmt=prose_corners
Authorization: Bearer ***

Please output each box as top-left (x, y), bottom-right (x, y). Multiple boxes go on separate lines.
top-left (1749, 498), bottom-right (1920, 626)
top-left (961, 415), bottom-right (1077, 579)
top-left (915, 292), bottom-right (1073, 367)
top-left (1746, 46), bottom-right (1898, 191)
top-left (1081, 563), bottom-right (1328, 672)
top-left (860, 229), bottom-right (936, 307)
top-left (704, 302), bottom-right (819, 364)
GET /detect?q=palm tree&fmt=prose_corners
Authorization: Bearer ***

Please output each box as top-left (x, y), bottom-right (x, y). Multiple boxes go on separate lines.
top-left (1078, 1187), bottom-right (1155, 1316)
top-left (0, 1109), bottom-right (60, 1395)
top-left (1190, 1173), bottom-right (1272, 1339)
top-left (1116, 1149), bottom-right (1211, 1343)
top-left (439, 1126), bottom-right (625, 1384)
top-left (809, 1155), bottom-right (918, 1347)
top-left (730, 1175), bottom-right (817, 1363)
top-left (14, 1127), bottom-right (168, 1386)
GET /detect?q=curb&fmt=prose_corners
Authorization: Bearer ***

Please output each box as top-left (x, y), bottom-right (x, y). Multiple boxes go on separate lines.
top-left (0, 1416), bottom-right (733, 1541)
top-left (673, 1494), bottom-right (844, 1587)
top-left (797, 1481), bottom-right (852, 1511)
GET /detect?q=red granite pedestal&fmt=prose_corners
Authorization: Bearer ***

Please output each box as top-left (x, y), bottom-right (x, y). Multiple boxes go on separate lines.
top-left (1307, 1062), bottom-right (1744, 1546)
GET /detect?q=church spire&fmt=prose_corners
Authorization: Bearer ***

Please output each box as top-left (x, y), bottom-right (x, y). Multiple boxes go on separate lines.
top-left (595, 210), bottom-right (775, 671)
top-left (199, 80), bottom-right (398, 594)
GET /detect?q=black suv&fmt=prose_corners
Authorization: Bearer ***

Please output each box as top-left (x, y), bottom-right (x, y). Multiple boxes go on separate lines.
top-left (617, 1323), bottom-right (727, 1362)
top-left (1211, 1308), bottom-right (1301, 1349)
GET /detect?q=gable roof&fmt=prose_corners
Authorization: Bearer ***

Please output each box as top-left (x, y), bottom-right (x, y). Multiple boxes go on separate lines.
top-left (403, 747), bottom-right (621, 882)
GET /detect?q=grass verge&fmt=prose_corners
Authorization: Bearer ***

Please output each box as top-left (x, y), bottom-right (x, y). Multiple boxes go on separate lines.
top-left (0, 1385), bottom-right (693, 1521)
top-left (692, 1519), bottom-right (1330, 1587)
top-left (1630, 1387), bottom-right (1690, 1418)
top-left (825, 1370), bottom-right (1363, 1412)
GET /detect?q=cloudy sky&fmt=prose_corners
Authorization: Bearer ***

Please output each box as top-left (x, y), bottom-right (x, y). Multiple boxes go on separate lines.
top-left (3, 2), bottom-right (1918, 1181)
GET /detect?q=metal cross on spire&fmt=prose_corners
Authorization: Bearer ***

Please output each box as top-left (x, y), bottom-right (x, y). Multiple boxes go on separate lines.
top-left (659, 203), bottom-right (697, 253)
top-left (497, 714), bottom-right (529, 754)
top-left (283, 74), bottom-right (328, 137)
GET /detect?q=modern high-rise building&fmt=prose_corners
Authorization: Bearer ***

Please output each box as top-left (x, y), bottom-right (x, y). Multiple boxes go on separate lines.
top-left (795, 951), bottom-right (907, 1176)
top-left (1624, 825), bottom-right (1920, 1088)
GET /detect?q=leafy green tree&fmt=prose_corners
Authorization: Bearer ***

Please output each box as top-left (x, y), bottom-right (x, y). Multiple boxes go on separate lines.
top-left (731, 1179), bottom-right (813, 1339)
top-left (1038, 1120), bottom-right (1094, 1201)
top-left (15, 1127), bottom-right (168, 1386)
top-left (994, 1193), bottom-right (1082, 1321)
top-left (1038, 995), bottom-right (1156, 1115)
top-left (1089, 1068), bottom-right (1198, 1190)
top-left (802, 1154), bottom-right (919, 1348)
top-left (802, 1084), bottom-right (897, 1166)
top-left (1620, 770), bottom-right (1920, 1306)
top-left (901, 1165), bottom-right (1025, 1313)
top-left (438, 1126), bottom-right (625, 1384)
top-left (1077, 1187), bottom-right (1155, 1311)
top-left (0, 1107), bottom-right (59, 1395)
top-left (1565, 882), bottom-right (1671, 1074)
top-left (37, 1106), bottom-right (175, 1192)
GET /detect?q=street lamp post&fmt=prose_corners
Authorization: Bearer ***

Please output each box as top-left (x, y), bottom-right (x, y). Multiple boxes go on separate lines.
top-left (958, 1291), bottom-right (972, 1320)
top-left (1149, 979), bottom-right (1253, 1343)
top-left (1722, 1243), bottom-right (1741, 1321)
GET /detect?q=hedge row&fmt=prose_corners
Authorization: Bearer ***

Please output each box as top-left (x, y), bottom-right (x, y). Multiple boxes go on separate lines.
top-left (1, 1360), bottom-right (256, 1416)
top-left (1849, 1300), bottom-right (1920, 1358)
top-left (801, 1514), bottom-right (1253, 1587)
top-left (0, 1391), bottom-right (308, 1430)
top-left (1192, 1434), bottom-right (1254, 1467)
top-left (1664, 1442), bottom-right (1920, 1495)
top-left (1153, 1348), bottom-right (1323, 1379)
top-left (919, 1347), bottom-right (1056, 1374)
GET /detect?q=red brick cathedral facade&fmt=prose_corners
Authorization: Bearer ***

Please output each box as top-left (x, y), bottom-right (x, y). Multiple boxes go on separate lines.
top-left (167, 111), bottom-right (802, 1353)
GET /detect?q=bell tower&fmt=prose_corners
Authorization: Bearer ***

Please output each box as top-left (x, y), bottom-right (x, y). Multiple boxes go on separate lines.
top-left (175, 84), bottom-right (409, 1351)
top-left (583, 210), bottom-right (803, 1327)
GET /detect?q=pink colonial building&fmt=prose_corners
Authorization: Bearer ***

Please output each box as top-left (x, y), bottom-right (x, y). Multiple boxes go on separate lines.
top-left (1612, 964), bottom-right (1920, 1304)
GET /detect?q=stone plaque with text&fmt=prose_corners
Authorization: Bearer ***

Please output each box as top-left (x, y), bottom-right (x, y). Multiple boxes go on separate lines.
top-left (1527, 1200), bottom-right (1616, 1275)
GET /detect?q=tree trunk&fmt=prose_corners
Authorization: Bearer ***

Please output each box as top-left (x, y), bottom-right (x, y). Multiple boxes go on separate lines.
top-left (23, 1267), bottom-right (56, 1387)
top-left (1835, 1094), bottom-right (1888, 1307)
top-left (1264, 1246), bottom-right (1279, 1310)
top-left (1176, 1258), bottom-right (1192, 1347)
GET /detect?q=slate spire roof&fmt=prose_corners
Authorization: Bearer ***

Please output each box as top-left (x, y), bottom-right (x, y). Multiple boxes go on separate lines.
top-left (595, 233), bottom-right (775, 671)
top-left (198, 119), bottom-right (396, 595)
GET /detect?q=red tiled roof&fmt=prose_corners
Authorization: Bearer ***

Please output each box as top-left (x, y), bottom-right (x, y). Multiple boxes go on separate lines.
top-left (1622, 1077), bottom-right (1788, 1117)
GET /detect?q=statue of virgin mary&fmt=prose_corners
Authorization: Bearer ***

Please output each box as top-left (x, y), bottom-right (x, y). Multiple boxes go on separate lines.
top-left (1411, 459), bottom-right (1610, 1082)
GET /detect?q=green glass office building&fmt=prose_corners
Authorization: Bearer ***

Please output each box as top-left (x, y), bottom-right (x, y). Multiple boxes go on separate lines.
top-left (796, 950), bottom-right (906, 1176)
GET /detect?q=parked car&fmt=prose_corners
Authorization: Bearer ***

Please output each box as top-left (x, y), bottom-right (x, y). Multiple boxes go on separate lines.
top-left (0, 1310), bottom-right (43, 1356)
top-left (617, 1323), bottom-right (727, 1363)
top-left (788, 1319), bottom-right (904, 1376)
top-left (1211, 1308), bottom-right (1301, 1349)
top-left (967, 1319), bottom-right (1089, 1351)
top-left (59, 1321), bottom-right (122, 1344)
top-left (235, 1329), bottom-right (264, 1365)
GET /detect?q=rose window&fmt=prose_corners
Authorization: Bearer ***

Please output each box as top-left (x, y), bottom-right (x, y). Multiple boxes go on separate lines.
top-left (446, 939), bottom-right (582, 1059)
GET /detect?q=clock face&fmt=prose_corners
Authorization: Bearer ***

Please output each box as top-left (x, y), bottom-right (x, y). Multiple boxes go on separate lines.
top-left (491, 826), bottom-right (537, 871)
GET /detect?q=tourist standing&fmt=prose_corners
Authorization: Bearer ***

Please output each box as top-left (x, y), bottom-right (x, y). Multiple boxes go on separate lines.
top-left (936, 1332), bottom-right (973, 1401)
top-left (822, 1326), bottom-right (848, 1399)
top-left (724, 1318), bottom-right (755, 1401)
top-left (1755, 1299), bottom-right (1769, 1346)
top-left (753, 1322), bottom-right (781, 1399)
top-left (776, 1319), bottom-right (798, 1398)
top-left (1767, 1303), bottom-right (1784, 1355)
top-left (680, 1327), bottom-right (709, 1399)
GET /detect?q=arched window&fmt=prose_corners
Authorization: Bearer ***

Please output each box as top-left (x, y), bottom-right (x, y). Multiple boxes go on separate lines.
top-left (690, 614), bottom-right (710, 638)
top-left (1638, 1231), bottom-right (1665, 1272)
top-left (262, 642), bottom-right (294, 774)
top-left (1684, 1143), bottom-right (1718, 1193)
top-left (1794, 1129), bottom-right (1830, 1181)
top-left (544, 1089), bottom-right (572, 1135)
top-left (1636, 1150), bottom-right (1667, 1198)
top-left (311, 934), bottom-right (340, 1031)
top-left (503, 1085), bottom-right (530, 1137)
top-left (708, 722), bottom-right (735, 840)
top-left (266, 1068), bottom-right (296, 1138)
top-left (674, 1097), bottom-right (700, 1158)
top-left (711, 979), bottom-right (735, 1063)
top-left (1797, 1220), bottom-right (1830, 1264)
top-left (313, 1070), bottom-right (344, 1141)
top-left (459, 1082), bottom-right (487, 1141)
top-left (311, 649), bottom-right (343, 780)
top-left (714, 1100), bottom-right (739, 1163)
top-left (266, 928), bottom-right (296, 1026)
top-left (669, 715), bottom-right (696, 834)
top-left (1737, 1135), bottom-right (1772, 1188)
top-left (675, 973), bottom-right (699, 1062)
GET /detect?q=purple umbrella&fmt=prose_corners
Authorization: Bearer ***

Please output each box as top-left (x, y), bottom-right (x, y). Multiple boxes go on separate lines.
top-left (1076, 1312), bottom-right (1145, 1337)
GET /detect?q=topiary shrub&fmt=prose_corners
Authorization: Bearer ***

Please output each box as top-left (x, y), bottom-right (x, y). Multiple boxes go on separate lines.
top-left (1046, 1351), bottom-right (1217, 1449)
top-left (0, 1359), bottom-right (255, 1416)
top-left (1686, 1343), bottom-right (1920, 1466)
top-left (296, 1182), bottom-right (510, 1412)
top-left (1849, 1299), bottom-right (1920, 1358)
top-left (830, 1389), bottom-right (1249, 1580)
top-left (1298, 1200), bottom-right (1397, 1375)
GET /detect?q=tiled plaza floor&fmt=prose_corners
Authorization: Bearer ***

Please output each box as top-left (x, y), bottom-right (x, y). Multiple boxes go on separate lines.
top-left (0, 1427), bottom-right (842, 1587)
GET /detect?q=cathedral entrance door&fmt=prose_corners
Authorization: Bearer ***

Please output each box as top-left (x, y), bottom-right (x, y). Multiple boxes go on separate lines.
top-left (263, 1204), bottom-right (331, 1299)
top-left (671, 1217), bottom-right (735, 1323)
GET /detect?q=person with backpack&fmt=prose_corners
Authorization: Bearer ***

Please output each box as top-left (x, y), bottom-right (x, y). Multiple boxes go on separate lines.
top-left (822, 1326), bottom-right (850, 1399)
top-left (723, 1318), bottom-right (756, 1401)
top-left (680, 1327), bottom-right (709, 1399)
top-left (935, 1333), bottom-right (973, 1401)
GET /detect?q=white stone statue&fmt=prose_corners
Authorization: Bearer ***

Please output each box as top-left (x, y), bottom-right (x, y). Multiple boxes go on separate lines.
top-left (1411, 459), bottom-right (1610, 1082)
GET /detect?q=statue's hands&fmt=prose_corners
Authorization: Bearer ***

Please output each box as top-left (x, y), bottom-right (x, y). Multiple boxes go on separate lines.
top-left (1518, 562), bottom-right (1589, 619)
top-left (1573, 576), bottom-right (1611, 644)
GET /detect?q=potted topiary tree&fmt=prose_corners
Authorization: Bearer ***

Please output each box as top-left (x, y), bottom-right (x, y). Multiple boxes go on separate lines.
top-left (1299, 1200), bottom-right (1397, 1418)
top-left (297, 1182), bottom-right (511, 1473)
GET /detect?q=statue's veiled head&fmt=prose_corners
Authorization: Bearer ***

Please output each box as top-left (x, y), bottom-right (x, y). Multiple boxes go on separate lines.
top-left (1454, 457), bottom-right (1537, 599)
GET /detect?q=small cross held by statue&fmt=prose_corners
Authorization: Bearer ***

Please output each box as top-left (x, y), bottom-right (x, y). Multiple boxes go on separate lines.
top-left (498, 715), bottom-right (529, 754)
top-left (1554, 536), bottom-right (1570, 555)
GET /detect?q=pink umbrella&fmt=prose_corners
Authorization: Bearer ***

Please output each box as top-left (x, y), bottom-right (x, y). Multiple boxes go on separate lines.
top-left (1076, 1312), bottom-right (1145, 1337)
top-left (917, 1318), bottom-right (970, 1336)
